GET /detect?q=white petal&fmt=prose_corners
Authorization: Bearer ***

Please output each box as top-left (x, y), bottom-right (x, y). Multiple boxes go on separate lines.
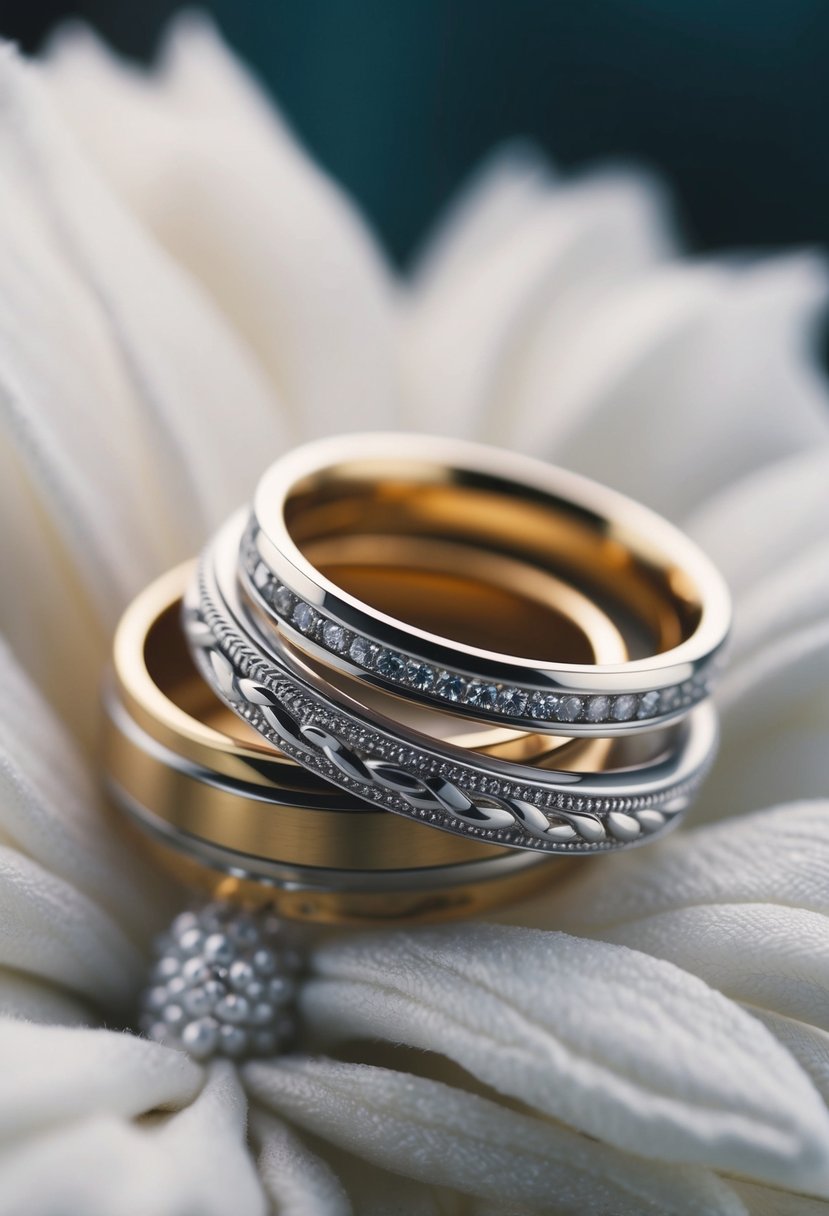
top-left (0, 638), bottom-right (176, 941)
top-left (0, 846), bottom-right (144, 1011)
top-left (0, 1020), bottom-right (201, 1141)
top-left (410, 143), bottom-right (556, 293)
top-left (0, 1060), bottom-right (264, 1216)
top-left (512, 802), bottom-right (829, 1096)
top-left (294, 1133), bottom-right (468, 1215)
top-left (0, 45), bottom-right (290, 744)
top-left (513, 801), bottom-right (829, 930)
top-left (404, 169), bottom-right (668, 441)
top-left (0, 172), bottom-right (162, 740)
top-left (252, 1110), bottom-right (351, 1216)
top-left (586, 903), bottom-right (829, 1030)
top-left (246, 1057), bottom-right (744, 1216)
top-left (299, 925), bottom-right (829, 1191)
top-left (47, 16), bottom-right (398, 438)
top-left (523, 256), bottom-right (829, 519)
top-left (0, 119), bottom-right (170, 610)
top-left (0, 969), bottom-right (91, 1026)
top-left (728, 540), bottom-right (829, 668)
top-left (705, 623), bottom-right (829, 820)
top-left (331, 1151), bottom-right (478, 1216)
top-left (687, 445), bottom-right (829, 597)
top-left (0, 448), bottom-right (114, 751)
top-left (0, 44), bottom-right (288, 552)
top-left (748, 1009), bottom-right (829, 1109)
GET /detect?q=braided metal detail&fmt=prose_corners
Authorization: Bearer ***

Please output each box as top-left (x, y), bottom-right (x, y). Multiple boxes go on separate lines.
top-left (186, 563), bottom-right (714, 855)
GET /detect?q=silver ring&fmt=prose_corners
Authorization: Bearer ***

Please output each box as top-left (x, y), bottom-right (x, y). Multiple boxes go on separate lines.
top-left (184, 514), bottom-right (719, 856)
top-left (243, 433), bottom-right (731, 734)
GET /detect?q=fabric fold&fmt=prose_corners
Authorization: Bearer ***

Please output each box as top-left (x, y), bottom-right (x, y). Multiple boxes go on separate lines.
top-left (299, 923), bottom-right (829, 1193)
top-left (246, 1056), bottom-right (747, 1216)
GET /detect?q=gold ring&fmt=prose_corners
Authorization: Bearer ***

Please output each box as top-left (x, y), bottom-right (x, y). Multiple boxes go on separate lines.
top-left (103, 564), bottom-right (585, 923)
top-left (243, 432), bottom-right (730, 733)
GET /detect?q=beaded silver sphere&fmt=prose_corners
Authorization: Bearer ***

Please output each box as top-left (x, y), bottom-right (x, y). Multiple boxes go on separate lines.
top-left (138, 902), bottom-right (301, 1060)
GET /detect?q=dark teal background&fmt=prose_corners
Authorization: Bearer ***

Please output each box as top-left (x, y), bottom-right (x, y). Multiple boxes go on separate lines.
top-left (3, 1), bottom-right (829, 265)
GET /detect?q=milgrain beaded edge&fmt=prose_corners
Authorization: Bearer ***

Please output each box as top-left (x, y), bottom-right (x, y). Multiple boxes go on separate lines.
top-left (184, 561), bottom-right (716, 856)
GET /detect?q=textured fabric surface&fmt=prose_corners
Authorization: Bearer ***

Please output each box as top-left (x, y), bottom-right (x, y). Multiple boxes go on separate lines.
top-left (0, 13), bottom-right (827, 1213)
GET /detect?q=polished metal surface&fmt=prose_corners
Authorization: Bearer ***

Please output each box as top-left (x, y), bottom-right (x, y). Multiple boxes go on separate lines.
top-left (184, 514), bottom-right (719, 856)
top-left (244, 433), bottom-right (731, 733)
top-left (103, 563), bottom-right (515, 871)
top-left (104, 561), bottom-right (568, 923)
top-left (112, 779), bottom-right (549, 893)
top-left (110, 781), bottom-right (563, 925)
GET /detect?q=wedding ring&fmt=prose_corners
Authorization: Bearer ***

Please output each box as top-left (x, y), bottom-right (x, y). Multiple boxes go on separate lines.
top-left (103, 564), bottom-right (565, 924)
top-left (185, 513), bottom-right (719, 855)
top-left (120, 809), bottom-right (564, 924)
top-left (242, 434), bottom-right (731, 733)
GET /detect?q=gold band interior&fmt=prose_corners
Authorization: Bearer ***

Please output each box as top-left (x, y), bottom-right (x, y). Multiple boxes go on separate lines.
top-left (286, 471), bottom-right (703, 660)
top-left (304, 534), bottom-right (627, 665)
top-left (249, 531), bottom-right (628, 765)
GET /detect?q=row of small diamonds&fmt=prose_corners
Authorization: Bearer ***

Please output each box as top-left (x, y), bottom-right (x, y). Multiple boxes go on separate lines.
top-left (247, 557), bottom-right (710, 726)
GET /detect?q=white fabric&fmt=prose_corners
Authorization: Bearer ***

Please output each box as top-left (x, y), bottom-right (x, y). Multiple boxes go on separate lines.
top-left (245, 1057), bottom-right (746, 1216)
top-left (47, 15), bottom-right (398, 441)
top-left (0, 1060), bottom-right (264, 1216)
top-left (0, 971), bottom-right (91, 1027)
top-left (299, 924), bottom-right (829, 1191)
top-left (0, 1020), bottom-right (202, 1137)
top-left (252, 1111), bottom-right (351, 1216)
top-left (0, 637), bottom-right (174, 942)
top-left (0, 13), bottom-right (826, 1213)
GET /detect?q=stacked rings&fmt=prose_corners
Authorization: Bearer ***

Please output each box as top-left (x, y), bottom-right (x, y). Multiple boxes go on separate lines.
top-left (244, 435), bottom-right (729, 730)
top-left (103, 566), bottom-right (566, 924)
top-left (104, 433), bottom-right (730, 926)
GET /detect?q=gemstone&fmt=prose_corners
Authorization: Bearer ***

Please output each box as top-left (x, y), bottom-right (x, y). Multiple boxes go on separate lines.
top-left (322, 620), bottom-right (348, 652)
top-left (215, 993), bottom-right (250, 1025)
top-left (183, 987), bottom-right (214, 1018)
top-left (465, 681), bottom-right (499, 709)
top-left (659, 685), bottom-right (681, 713)
top-left (585, 695), bottom-right (611, 723)
top-left (497, 687), bottom-right (528, 715)
top-left (271, 584), bottom-right (294, 616)
top-left (528, 691), bottom-right (556, 719)
top-left (137, 904), bottom-right (301, 1065)
top-left (377, 650), bottom-right (406, 679)
top-left (218, 1024), bottom-right (248, 1057)
top-left (436, 671), bottom-right (465, 702)
top-left (405, 660), bottom-right (435, 691)
top-left (182, 1017), bottom-right (220, 1058)
top-left (637, 690), bottom-right (660, 719)
top-left (611, 694), bottom-right (638, 721)
top-left (556, 695), bottom-right (583, 723)
top-left (349, 636), bottom-right (377, 667)
top-left (292, 602), bottom-right (317, 634)
top-left (252, 563), bottom-right (270, 591)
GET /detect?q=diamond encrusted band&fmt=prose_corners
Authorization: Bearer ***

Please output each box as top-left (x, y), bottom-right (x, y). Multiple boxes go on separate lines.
top-left (241, 523), bottom-right (711, 731)
top-left (184, 516), bottom-right (719, 856)
top-left (243, 434), bottom-right (732, 734)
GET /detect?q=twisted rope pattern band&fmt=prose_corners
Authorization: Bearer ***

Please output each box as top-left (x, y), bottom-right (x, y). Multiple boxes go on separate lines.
top-left (185, 527), bottom-right (718, 855)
